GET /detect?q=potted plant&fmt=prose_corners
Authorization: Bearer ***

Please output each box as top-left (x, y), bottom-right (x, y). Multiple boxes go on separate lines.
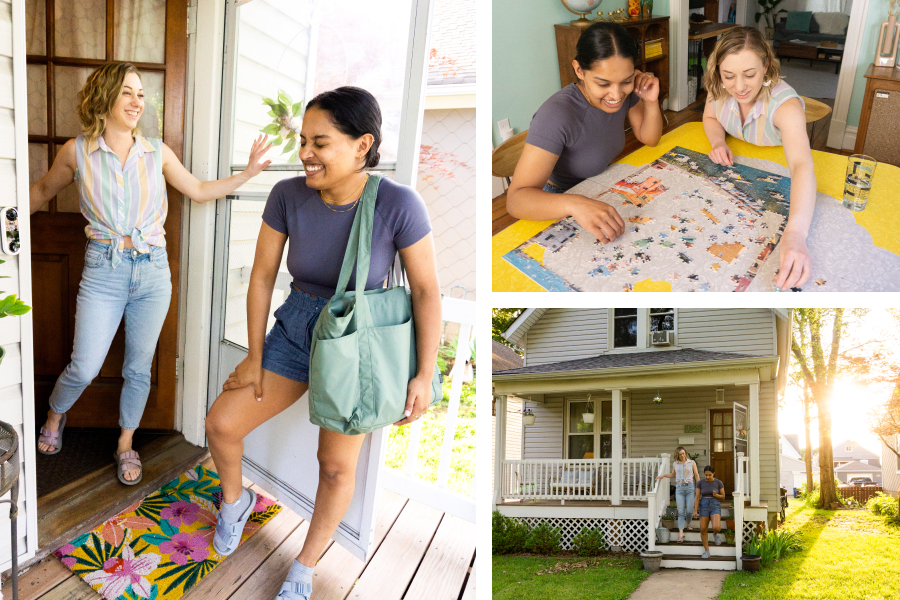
top-left (742, 530), bottom-right (762, 572)
top-left (724, 529), bottom-right (736, 544)
top-left (522, 408), bottom-right (535, 426)
top-left (755, 0), bottom-right (787, 40)
top-left (639, 550), bottom-right (664, 572)
top-left (582, 402), bottom-right (594, 423)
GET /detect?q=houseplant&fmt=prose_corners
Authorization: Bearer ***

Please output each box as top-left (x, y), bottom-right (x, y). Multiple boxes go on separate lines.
top-left (522, 408), bottom-right (535, 426)
top-left (582, 402), bottom-right (594, 423)
top-left (742, 529), bottom-right (763, 571)
top-left (755, 0), bottom-right (788, 40)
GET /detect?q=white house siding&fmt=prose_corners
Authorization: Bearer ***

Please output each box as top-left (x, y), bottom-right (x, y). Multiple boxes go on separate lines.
top-left (525, 309), bottom-right (608, 367)
top-left (676, 308), bottom-right (775, 356)
top-left (881, 438), bottom-right (900, 495)
top-left (522, 397), bottom-right (565, 459)
top-left (491, 397), bottom-right (521, 489)
top-left (0, 0), bottom-right (33, 570)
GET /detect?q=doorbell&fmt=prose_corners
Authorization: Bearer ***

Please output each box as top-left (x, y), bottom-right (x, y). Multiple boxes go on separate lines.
top-left (0, 207), bottom-right (20, 255)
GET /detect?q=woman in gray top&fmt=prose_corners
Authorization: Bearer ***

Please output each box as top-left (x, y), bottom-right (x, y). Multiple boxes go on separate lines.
top-left (506, 22), bottom-right (664, 244)
top-left (694, 465), bottom-right (726, 559)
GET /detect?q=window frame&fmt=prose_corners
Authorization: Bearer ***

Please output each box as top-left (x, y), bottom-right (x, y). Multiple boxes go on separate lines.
top-left (607, 308), bottom-right (678, 351)
top-left (563, 396), bottom-right (629, 460)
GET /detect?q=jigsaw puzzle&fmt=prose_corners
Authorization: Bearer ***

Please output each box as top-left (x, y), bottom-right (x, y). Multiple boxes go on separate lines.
top-left (502, 146), bottom-right (794, 292)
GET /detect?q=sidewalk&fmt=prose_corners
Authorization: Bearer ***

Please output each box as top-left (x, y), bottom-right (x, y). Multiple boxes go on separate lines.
top-left (628, 569), bottom-right (728, 599)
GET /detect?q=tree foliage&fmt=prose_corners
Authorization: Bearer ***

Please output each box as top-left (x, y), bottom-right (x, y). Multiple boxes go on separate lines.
top-left (492, 308), bottom-right (525, 349)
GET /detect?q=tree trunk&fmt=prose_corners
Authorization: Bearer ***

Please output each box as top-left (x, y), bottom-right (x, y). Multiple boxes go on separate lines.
top-left (803, 384), bottom-right (814, 496)
top-left (815, 382), bottom-right (840, 507)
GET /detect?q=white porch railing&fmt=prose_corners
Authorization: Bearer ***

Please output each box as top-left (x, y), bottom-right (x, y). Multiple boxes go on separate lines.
top-left (622, 458), bottom-right (662, 500)
top-left (734, 452), bottom-right (749, 570)
top-left (379, 297), bottom-right (476, 523)
top-left (645, 453), bottom-right (671, 551)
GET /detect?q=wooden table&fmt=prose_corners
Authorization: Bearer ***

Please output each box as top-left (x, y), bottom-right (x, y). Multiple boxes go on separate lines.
top-left (776, 41), bottom-right (844, 74)
top-left (491, 122), bottom-right (900, 292)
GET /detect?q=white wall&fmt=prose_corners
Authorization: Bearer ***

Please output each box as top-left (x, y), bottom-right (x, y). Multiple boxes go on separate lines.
top-left (881, 438), bottom-right (900, 495)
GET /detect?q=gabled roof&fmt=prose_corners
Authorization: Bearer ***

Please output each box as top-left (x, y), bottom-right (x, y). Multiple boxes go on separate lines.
top-left (427, 0), bottom-right (476, 86)
top-left (781, 434), bottom-right (801, 460)
top-left (832, 439), bottom-right (880, 461)
top-left (783, 433), bottom-right (801, 458)
top-left (834, 460), bottom-right (882, 473)
top-left (492, 340), bottom-right (523, 373)
top-left (493, 348), bottom-right (767, 376)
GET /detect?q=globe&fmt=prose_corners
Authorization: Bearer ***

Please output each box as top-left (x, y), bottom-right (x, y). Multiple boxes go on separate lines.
top-left (561, 0), bottom-right (602, 27)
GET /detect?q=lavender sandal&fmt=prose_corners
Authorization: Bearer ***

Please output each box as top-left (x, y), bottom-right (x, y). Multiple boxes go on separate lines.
top-left (37, 413), bottom-right (67, 455)
top-left (277, 581), bottom-right (312, 600)
top-left (114, 450), bottom-right (143, 486)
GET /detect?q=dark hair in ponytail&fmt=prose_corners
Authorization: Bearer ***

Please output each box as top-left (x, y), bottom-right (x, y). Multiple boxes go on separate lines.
top-left (306, 86), bottom-right (382, 169)
top-left (574, 22), bottom-right (640, 73)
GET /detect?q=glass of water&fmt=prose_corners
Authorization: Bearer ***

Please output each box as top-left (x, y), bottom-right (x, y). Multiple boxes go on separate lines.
top-left (843, 154), bottom-right (877, 211)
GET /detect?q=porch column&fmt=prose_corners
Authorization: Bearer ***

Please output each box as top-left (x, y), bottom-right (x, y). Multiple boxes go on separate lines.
top-left (494, 395), bottom-right (507, 509)
top-left (612, 389), bottom-right (622, 506)
top-left (749, 383), bottom-right (760, 507)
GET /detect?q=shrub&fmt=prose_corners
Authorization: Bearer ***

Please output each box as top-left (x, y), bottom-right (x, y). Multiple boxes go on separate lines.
top-left (492, 511), bottom-right (530, 554)
top-left (525, 521), bottom-right (562, 554)
top-left (745, 528), bottom-right (803, 566)
top-left (868, 492), bottom-right (900, 519)
top-left (571, 526), bottom-right (607, 556)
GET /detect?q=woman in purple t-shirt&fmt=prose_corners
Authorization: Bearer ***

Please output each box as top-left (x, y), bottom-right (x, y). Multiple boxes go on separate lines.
top-left (203, 87), bottom-right (440, 600)
top-left (694, 465), bottom-right (726, 559)
top-left (506, 22), bottom-right (664, 244)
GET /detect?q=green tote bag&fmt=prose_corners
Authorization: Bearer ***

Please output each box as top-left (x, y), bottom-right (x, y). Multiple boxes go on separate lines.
top-left (308, 174), bottom-right (442, 435)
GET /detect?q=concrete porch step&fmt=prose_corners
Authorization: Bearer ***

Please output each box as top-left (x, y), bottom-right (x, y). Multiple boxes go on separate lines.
top-left (656, 540), bottom-right (735, 557)
top-left (660, 554), bottom-right (737, 570)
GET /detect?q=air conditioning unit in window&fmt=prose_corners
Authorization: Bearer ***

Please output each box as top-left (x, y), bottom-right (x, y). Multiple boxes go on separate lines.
top-left (650, 331), bottom-right (674, 346)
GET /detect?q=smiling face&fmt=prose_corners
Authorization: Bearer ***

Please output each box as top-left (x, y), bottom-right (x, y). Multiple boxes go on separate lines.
top-left (108, 72), bottom-right (143, 133)
top-left (298, 106), bottom-right (371, 193)
top-left (704, 469), bottom-right (715, 482)
top-left (719, 49), bottom-right (767, 106)
top-left (676, 448), bottom-right (687, 462)
top-left (573, 55), bottom-right (635, 113)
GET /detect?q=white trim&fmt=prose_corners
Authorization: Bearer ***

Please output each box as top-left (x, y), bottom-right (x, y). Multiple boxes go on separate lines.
top-left (611, 390), bottom-right (623, 505)
top-left (496, 504), bottom-right (649, 519)
top-left (503, 308), bottom-right (541, 345)
top-left (669, 0), bottom-right (689, 112)
top-left (827, 0), bottom-right (871, 150)
top-left (749, 382), bottom-right (760, 507)
top-left (9, 0), bottom-right (38, 570)
top-left (426, 83), bottom-right (476, 96)
top-left (841, 126), bottom-right (858, 152)
top-left (379, 469), bottom-right (475, 522)
top-left (494, 395), bottom-right (507, 509)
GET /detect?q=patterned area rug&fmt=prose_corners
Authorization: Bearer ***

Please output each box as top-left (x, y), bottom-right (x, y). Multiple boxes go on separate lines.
top-left (55, 465), bottom-right (281, 600)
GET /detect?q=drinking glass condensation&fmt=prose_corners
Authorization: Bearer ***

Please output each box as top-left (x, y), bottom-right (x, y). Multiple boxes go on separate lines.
top-left (843, 154), bottom-right (877, 211)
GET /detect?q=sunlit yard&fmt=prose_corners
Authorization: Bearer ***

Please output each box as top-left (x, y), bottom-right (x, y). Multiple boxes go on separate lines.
top-left (492, 555), bottom-right (648, 600)
top-left (720, 499), bottom-right (900, 600)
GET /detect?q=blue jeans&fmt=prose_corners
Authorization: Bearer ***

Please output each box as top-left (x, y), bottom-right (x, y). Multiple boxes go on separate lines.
top-left (675, 483), bottom-right (695, 530)
top-left (542, 182), bottom-right (567, 194)
top-left (48, 240), bottom-right (172, 429)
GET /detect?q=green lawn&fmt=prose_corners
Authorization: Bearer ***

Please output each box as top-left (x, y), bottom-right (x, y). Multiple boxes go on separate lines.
top-left (383, 378), bottom-right (475, 496)
top-left (720, 500), bottom-right (900, 600)
top-left (492, 555), bottom-right (649, 600)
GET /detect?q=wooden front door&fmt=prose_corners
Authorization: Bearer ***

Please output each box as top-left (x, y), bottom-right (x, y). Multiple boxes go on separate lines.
top-left (27, 0), bottom-right (187, 429)
top-left (710, 408), bottom-right (734, 498)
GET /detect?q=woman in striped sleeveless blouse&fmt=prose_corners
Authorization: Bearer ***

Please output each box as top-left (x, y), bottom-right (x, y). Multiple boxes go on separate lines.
top-left (701, 27), bottom-right (816, 292)
top-left (656, 446), bottom-right (700, 543)
top-left (29, 63), bottom-right (272, 484)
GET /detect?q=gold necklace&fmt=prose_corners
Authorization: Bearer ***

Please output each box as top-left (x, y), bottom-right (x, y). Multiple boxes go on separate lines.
top-left (319, 175), bottom-right (368, 213)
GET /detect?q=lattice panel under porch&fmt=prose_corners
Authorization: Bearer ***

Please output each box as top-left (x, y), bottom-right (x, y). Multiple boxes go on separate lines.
top-left (742, 520), bottom-right (764, 545)
top-left (517, 517), bottom-right (650, 552)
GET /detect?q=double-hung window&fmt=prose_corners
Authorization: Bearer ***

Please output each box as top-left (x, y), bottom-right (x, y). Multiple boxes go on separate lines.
top-left (611, 308), bottom-right (675, 349)
top-left (566, 397), bottom-right (628, 459)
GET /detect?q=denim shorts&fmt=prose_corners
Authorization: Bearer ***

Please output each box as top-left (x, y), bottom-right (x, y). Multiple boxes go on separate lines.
top-left (261, 287), bottom-right (329, 383)
top-left (699, 497), bottom-right (722, 517)
top-left (542, 181), bottom-right (567, 194)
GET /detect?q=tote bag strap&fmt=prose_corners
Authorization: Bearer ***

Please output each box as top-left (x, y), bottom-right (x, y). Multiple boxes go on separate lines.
top-left (334, 174), bottom-right (383, 299)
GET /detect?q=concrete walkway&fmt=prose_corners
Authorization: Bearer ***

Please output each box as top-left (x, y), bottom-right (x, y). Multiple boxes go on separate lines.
top-left (628, 569), bottom-right (728, 599)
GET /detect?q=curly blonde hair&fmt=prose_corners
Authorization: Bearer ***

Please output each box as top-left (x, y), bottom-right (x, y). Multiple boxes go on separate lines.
top-left (703, 27), bottom-right (782, 104)
top-left (76, 62), bottom-right (142, 139)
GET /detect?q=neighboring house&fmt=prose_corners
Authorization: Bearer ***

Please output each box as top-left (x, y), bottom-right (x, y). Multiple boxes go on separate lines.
top-left (492, 341), bottom-right (522, 491)
top-left (493, 308), bottom-right (793, 571)
top-left (832, 439), bottom-right (882, 483)
top-left (416, 0), bottom-right (476, 300)
top-left (780, 434), bottom-right (816, 495)
top-left (881, 435), bottom-right (900, 495)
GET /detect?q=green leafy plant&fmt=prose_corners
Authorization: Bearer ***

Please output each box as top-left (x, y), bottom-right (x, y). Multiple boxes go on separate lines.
top-left (745, 528), bottom-right (803, 566)
top-left (688, 451), bottom-right (700, 462)
top-left (0, 258), bottom-right (31, 319)
top-left (492, 510), bottom-right (530, 554)
top-left (525, 521), bottom-right (562, 555)
top-left (259, 89), bottom-right (304, 163)
top-left (868, 492), bottom-right (900, 519)
top-left (571, 526), bottom-right (607, 556)
top-left (755, 0), bottom-right (788, 29)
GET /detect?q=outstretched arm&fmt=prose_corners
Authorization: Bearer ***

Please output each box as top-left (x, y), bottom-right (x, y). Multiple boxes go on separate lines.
top-left (29, 139), bottom-right (77, 214)
top-left (161, 135), bottom-right (272, 203)
top-left (703, 97), bottom-right (733, 166)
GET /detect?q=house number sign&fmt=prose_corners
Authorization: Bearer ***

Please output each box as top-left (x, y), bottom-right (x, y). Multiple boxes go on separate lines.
top-left (684, 424), bottom-right (703, 433)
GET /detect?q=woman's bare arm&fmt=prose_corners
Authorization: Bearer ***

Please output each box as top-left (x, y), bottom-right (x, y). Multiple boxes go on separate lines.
top-left (29, 139), bottom-right (77, 214)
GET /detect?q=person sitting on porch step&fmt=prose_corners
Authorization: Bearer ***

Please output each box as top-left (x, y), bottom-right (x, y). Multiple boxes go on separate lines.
top-left (30, 62), bottom-right (272, 485)
top-left (203, 86), bottom-right (440, 600)
top-left (701, 26), bottom-right (816, 292)
top-left (693, 465), bottom-right (726, 559)
top-left (656, 446), bottom-right (700, 543)
top-left (505, 21), bottom-right (663, 245)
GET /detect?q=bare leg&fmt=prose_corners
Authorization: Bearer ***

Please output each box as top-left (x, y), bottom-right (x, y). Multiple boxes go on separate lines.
top-left (116, 428), bottom-right (140, 481)
top-left (206, 370), bottom-right (309, 504)
top-left (712, 514), bottom-right (721, 535)
top-left (700, 516), bottom-right (710, 550)
top-left (295, 429), bottom-right (366, 567)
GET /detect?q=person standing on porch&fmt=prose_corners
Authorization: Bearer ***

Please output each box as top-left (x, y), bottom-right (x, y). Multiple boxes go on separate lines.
top-left (694, 465), bottom-right (726, 559)
top-left (30, 62), bottom-right (272, 485)
top-left (655, 446), bottom-right (700, 542)
top-left (203, 87), bottom-right (440, 600)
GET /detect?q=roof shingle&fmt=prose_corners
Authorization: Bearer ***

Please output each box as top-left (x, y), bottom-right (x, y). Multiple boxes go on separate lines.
top-left (428, 0), bottom-right (476, 86)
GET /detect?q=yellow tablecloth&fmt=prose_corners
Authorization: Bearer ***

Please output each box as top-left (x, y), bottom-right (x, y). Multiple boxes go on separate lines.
top-left (492, 122), bottom-right (900, 292)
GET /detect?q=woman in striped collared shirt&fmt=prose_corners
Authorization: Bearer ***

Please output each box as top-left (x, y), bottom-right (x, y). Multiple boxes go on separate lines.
top-left (29, 63), bottom-right (271, 485)
top-left (701, 27), bottom-right (816, 292)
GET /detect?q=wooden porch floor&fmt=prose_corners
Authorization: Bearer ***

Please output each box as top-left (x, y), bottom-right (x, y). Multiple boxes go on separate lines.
top-left (5, 457), bottom-right (476, 600)
top-left (498, 498), bottom-right (767, 509)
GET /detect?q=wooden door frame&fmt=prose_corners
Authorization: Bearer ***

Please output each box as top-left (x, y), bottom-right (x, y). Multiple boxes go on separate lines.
top-left (708, 406), bottom-right (735, 498)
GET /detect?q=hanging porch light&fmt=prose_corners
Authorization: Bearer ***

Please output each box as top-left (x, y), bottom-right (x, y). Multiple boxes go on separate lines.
top-left (653, 389), bottom-right (662, 405)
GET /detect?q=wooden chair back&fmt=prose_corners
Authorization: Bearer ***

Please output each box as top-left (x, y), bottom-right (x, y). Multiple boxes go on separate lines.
top-left (800, 96), bottom-right (832, 123)
top-left (492, 130), bottom-right (529, 181)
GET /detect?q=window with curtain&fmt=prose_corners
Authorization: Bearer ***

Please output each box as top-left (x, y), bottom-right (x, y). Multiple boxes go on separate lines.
top-left (613, 309), bottom-right (638, 348)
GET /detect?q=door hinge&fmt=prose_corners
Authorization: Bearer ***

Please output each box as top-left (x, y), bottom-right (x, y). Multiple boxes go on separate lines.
top-left (175, 354), bottom-right (183, 381)
top-left (187, 3), bottom-right (198, 36)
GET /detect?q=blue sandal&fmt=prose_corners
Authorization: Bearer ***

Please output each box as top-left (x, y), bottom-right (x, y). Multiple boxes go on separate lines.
top-left (213, 488), bottom-right (257, 556)
top-left (277, 581), bottom-right (312, 600)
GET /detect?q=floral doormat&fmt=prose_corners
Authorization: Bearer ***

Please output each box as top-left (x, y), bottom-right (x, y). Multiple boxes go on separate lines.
top-left (54, 464), bottom-right (281, 600)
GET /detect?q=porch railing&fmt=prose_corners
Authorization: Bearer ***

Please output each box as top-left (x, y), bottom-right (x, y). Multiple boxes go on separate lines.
top-left (734, 452), bottom-right (748, 570)
top-left (379, 296), bottom-right (476, 522)
top-left (645, 454), bottom-right (670, 551)
top-left (622, 458), bottom-right (662, 500)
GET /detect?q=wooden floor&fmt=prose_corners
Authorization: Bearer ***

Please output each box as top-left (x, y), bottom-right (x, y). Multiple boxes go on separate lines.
top-left (5, 457), bottom-right (476, 600)
top-left (492, 94), bottom-right (852, 235)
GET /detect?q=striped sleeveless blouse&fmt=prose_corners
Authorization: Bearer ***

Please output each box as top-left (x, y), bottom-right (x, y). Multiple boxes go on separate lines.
top-left (713, 81), bottom-right (805, 147)
top-left (74, 134), bottom-right (168, 268)
top-left (674, 459), bottom-right (694, 485)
